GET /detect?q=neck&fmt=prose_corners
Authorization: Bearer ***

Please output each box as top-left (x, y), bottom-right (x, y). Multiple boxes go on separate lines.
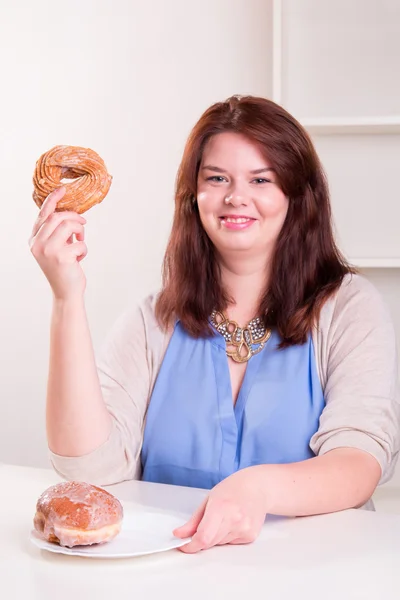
top-left (219, 253), bottom-right (270, 324)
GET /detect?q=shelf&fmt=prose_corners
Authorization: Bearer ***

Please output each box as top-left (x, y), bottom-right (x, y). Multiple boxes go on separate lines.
top-left (348, 258), bottom-right (400, 269)
top-left (300, 116), bottom-right (400, 135)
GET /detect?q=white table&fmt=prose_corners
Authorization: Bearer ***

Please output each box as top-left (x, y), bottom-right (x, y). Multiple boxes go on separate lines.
top-left (1, 463), bottom-right (399, 600)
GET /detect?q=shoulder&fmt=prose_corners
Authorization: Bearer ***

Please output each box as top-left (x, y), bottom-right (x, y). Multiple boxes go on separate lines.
top-left (116, 290), bottom-right (173, 357)
top-left (335, 272), bottom-right (387, 309)
top-left (139, 291), bottom-right (163, 330)
top-left (319, 272), bottom-right (392, 334)
top-left (97, 291), bottom-right (172, 386)
top-left (312, 273), bottom-right (397, 389)
top-left (110, 291), bottom-right (160, 331)
top-left (99, 290), bottom-right (167, 355)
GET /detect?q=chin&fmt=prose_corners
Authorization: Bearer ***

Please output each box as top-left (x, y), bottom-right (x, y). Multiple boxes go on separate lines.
top-left (207, 229), bottom-right (261, 254)
top-left (218, 240), bottom-right (257, 254)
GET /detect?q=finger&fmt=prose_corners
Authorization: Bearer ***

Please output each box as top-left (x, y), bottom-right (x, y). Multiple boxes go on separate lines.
top-left (69, 241), bottom-right (88, 261)
top-left (51, 221), bottom-right (85, 244)
top-left (31, 187), bottom-right (66, 238)
top-left (210, 521), bottom-right (236, 547)
top-left (75, 228), bottom-right (85, 242)
top-left (216, 532), bottom-right (242, 546)
top-left (46, 241), bottom-right (88, 266)
top-left (77, 248), bottom-right (87, 262)
top-left (178, 525), bottom-right (221, 554)
top-left (34, 213), bottom-right (86, 245)
top-left (217, 526), bottom-right (261, 546)
top-left (48, 221), bottom-right (85, 247)
top-left (226, 537), bottom-right (254, 545)
top-left (39, 186), bottom-right (66, 218)
top-left (178, 504), bottom-right (225, 554)
top-left (31, 212), bottom-right (86, 252)
top-left (67, 226), bottom-right (85, 245)
top-left (173, 498), bottom-right (207, 539)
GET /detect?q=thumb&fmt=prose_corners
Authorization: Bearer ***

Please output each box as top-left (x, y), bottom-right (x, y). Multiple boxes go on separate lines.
top-left (173, 498), bottom-right (207, 538)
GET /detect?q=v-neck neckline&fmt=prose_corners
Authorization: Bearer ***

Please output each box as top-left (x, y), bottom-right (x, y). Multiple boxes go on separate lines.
top-left (210, 323), bottom-right (268, 411)
top-left (231, 350), bottom-right (264, 420)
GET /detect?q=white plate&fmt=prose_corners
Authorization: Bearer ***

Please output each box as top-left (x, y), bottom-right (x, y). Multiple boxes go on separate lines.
top-left (30, 503), bottom-right (191, 559)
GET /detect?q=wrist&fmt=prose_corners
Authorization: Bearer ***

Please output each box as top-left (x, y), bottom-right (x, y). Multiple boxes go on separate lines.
top-left (52, 294), bottom-right (86, 313)
top-left (244, 464), bottom-right (275, 514)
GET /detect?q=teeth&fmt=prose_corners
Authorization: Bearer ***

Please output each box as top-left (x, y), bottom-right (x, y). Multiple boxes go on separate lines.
top-left (224, 217), bottom-right (251, 223)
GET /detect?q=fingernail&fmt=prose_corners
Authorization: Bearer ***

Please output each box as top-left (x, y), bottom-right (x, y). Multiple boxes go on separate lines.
top-left (45, 188), bottom-right (60, 203)
top-left (49, 186), bottom-right (64, 198)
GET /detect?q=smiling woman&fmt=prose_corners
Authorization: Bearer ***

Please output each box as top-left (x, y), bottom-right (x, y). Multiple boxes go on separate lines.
top-left (30, 95), bottom-right (400, 554)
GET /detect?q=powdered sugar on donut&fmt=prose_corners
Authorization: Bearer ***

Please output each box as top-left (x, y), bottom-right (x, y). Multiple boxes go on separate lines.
top-left (33, 481), bottom-right (123, 548)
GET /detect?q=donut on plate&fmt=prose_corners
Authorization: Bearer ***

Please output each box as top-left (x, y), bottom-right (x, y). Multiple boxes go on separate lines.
top-left (33, 481), bottom-right (123, 548)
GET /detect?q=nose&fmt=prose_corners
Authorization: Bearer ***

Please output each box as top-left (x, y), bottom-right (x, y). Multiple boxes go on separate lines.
top-left (224, 185), bottom-right (248, 207)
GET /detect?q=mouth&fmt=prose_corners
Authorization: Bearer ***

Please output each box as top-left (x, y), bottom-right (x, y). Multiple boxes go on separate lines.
top-left (219, 215), bottom-right (256, 230)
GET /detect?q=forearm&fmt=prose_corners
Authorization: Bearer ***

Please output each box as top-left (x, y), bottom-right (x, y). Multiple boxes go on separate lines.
top-left (253, 448), bottom-right (381, 517)
top-left (46, 297), bottom-right (112, 456)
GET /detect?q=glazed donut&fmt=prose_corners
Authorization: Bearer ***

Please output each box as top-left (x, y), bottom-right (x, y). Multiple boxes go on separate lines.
top-left (32, 145), bottom-right (112, 214)
top-left (33, 481), bottom-right (123, 548)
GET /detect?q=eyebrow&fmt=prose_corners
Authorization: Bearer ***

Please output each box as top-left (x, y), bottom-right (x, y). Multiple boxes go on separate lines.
top-left (201, 165), bottom-right (275, 174)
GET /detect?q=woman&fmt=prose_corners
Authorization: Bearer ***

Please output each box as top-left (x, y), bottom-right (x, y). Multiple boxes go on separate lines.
top-left (30, 95), bottom-right (399, 554)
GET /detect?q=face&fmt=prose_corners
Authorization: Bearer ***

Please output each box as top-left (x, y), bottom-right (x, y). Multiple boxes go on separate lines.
top-left (196, 132), bottom-right (289, 259)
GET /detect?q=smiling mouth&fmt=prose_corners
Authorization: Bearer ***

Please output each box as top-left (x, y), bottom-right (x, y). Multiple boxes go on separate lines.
top-left (219, 216), bottom-right (257, 231)
top-left (219, 216), bottom-right (255, 224)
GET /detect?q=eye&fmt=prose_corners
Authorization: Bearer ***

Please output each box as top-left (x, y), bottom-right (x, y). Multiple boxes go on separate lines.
top-left (251, 177), bottom-right (271, 184)
top-left (206, 176), bottom-right (228, 183)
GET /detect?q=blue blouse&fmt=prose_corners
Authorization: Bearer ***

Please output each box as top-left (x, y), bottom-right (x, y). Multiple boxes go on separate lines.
top-left (141, 320), bottom-right (325, 489)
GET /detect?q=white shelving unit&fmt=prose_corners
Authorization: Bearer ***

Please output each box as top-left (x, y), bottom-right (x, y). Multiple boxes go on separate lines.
top-left (349, 258), bottom-right (400, 269)
top-left (271, 0), bottom-right (400, 269)
top-left (301, 116), bottom-right (400, 136)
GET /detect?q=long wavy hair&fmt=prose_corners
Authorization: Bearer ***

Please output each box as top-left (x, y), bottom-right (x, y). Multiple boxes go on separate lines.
top-left (156, 95), bottom-right (354, 347)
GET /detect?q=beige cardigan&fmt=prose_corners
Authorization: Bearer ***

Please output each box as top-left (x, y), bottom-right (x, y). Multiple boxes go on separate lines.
top-left (50, 274), bottom-right (400, 492)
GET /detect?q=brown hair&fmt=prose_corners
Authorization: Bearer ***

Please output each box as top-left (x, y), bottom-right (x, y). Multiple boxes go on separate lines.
top-left (156, 95), bottom-right (354, 347)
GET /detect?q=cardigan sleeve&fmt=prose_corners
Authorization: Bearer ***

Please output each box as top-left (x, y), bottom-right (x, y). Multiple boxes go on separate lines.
top-left (49, 300), bottom-right (154, 486)
top-left (310, 275), bottom-right (400, 484)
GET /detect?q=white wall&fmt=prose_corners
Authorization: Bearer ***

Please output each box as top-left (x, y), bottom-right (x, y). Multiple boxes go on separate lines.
top-left (1, 1), bottom-right (399, 494)
top-left (0, 0), bottom-right (273, 467)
